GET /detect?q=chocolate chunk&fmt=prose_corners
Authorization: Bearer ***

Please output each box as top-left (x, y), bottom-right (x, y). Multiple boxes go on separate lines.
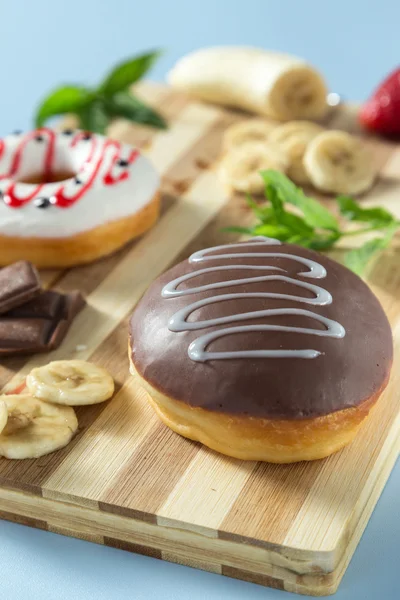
top-left (62, 290), bottom-right (86, 320)
top-left (0, 261), bottom-right (41, 314)
top-left (47, 291), bottom-right (86, 349)
top-left (7, 291), bottom-right (63, 319)
top-left (0, 319), bottom-right (53, 351)
top-left (0, 290), bottom-right (85, 356)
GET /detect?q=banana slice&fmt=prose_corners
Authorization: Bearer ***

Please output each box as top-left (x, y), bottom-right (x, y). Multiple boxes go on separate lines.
top-left (223, 119), bottom-right (277, 152)
top-left (0, 394), bottom-right (77, 459)
top-left (219, 142), bottom-right (287, 194)
top-left (269, 121), bottom-right (324, 184)
top-left (269, 120), bottom-right (323, 146)
top-left (303, 130), bottom-right (376, 195)
top-left (0, 400), bottom-right (7, 434)
top-left (26, 360), bottom-right (114, 406)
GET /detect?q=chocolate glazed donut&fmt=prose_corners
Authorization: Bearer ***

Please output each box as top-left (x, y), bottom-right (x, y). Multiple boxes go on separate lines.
top-left (129, 238), bottom-right (393, 463)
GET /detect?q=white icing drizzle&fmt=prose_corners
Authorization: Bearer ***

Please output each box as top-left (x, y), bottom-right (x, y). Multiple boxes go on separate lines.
top-left (189, 237), bottom-right (327, 279)
top-left (161, 237), bottom-right (345, 362)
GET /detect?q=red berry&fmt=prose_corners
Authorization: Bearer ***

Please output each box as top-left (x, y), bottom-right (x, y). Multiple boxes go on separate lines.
top-left (359, 67), bottom-right (400, 136)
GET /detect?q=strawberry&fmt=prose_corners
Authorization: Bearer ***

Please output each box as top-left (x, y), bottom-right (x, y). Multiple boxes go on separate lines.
top-left (359, 67), bottom-right (400, 136)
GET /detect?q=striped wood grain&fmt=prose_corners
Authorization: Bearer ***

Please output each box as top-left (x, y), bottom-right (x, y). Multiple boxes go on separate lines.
top-left (0, 83), bottom-right (398, 596)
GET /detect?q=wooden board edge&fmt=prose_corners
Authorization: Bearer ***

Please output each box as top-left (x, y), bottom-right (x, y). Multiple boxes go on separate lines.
top-left (314, 430), bottom-right (400, 596)
top-left (0, 486), bottom-right (332, 578)
top-left (333, 412), bottom-right (400, 562)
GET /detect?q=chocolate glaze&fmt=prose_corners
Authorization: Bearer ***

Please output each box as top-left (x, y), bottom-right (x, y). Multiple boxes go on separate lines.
top-left (129, 240), bottom-right (393, 420)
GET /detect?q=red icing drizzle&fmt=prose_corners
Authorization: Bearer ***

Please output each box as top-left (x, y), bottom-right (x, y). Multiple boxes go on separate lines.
top-left (104, 147), bottom-right (139, 185)
top-left (0, 129), bottom-right (139, 209)
top-left (53, 133), bottom-right (99, 208)
top-left (1, 129), bottom-right (56, 208)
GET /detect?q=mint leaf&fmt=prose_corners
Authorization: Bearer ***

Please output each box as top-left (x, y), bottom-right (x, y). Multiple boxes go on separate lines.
top-left (245, 194), bottom-right (274, 221)
top-left (261, 170), bottom-right (340, 232)
top-left (308, 232), bottom-right (341, 250)
top-left (223, 226), bottom-right (254, 234)
top-left (344, 224), bottom-right (399, 275)
top-left (78, 101), bottom-right (109, 134)
top-left (266, 184), bottom-right (315, 237)
top-left (286, 232), bottom-right (340, 251)
top-left (338, 196), bottom-right (395, 225)
top-left (287, 234), bottom-right (311, 245)
top-left (228, 170), bottom-right (398, 272)
top-left (252, 223), bottom-right (291, 239)
top-left (33, 50), bottom-right (166, 134)
top-left (278, 212), bottom-right (314, 236)
top-left (35, 86), bottom-right (93, 127)
top-left (105, 92), bottom-right (167, 129)
top-left (99, 50), bottom-right (162, 97)
top-left (265, 184), bottom-right (284, 219)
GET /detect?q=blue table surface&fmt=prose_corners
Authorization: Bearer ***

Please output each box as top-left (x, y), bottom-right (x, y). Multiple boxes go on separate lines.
top-left (1, 0), bottom-right (399, 597)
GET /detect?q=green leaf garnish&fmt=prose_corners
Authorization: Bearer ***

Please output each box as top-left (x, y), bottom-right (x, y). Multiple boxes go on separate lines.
top-left (78, 101), bottom-right (109, 134)
top-left (338, 195), bottom-right (395, 225)
top-left (252, 223), bottom-right (292, 239)
top-left (230, 170), bottom-right (399, 275)
top-left (34, 50), bottom-right (166, 132)
top-left (104, 92), bottom-right (167, 129)
top-left (261, 170), bottom-right (340, 232)
top-left (99, 50), bottom-right (162, 96)
top-left (35, 86), bottom-right (93, 128)
top-left (308, 232), bottom-right (342, 250)
top-left (245, 194), bottom-right (274, 221)
top-left (223, 226), bottom-right (254, 235)
top-left (344, 224), bottom-right (398, 275)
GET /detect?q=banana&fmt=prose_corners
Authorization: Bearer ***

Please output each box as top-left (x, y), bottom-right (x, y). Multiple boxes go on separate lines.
top-left (223, 119), bottom-right (277, 152)
top-left (0, 400), bottom-right (7, 434)
top-left (26, 360), bottom-right (114, 406)
top-left (0, 394), bottom-right (77, 459)
top-left (269, 120), bottom-right (323, 146)
top-left (168, 47), bottom-right (328, 121)
top-left (219, 142), bottom-right (287, 194)
top-left (269, 121), bottom-right (324, 184)
top-left (303, 130), bottom-right (376, 195)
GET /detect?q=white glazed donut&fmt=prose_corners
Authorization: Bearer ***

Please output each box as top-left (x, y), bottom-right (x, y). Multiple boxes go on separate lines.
top-left (0, 129), bottom-right (160, 267)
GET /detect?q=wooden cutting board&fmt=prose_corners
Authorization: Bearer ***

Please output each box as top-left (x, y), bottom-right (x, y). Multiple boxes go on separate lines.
top-left (0, 82), bottom-right (399, 597)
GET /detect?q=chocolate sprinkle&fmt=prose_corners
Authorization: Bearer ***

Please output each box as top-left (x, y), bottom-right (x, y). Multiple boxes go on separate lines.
top-left (34, 197), bottom-right (51, 209)
top-left (117, 159), bottom-right (129, 167)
